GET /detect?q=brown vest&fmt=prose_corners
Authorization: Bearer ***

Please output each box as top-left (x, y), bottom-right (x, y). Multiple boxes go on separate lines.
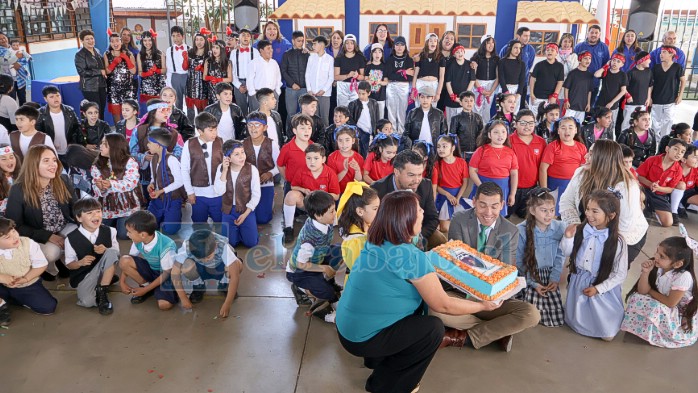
top-left (243, 137), bottom-right (274, 175)
top-left (153, 153), bottom-right (187, 201)
top-left (10, 131), bottom-right (47, 161)
top-left (136, 125), bottom-right (180, 154)
top-left (221, 162), bottom-right (252, 214)
top-left (188, 137), bottom-right (223, 187)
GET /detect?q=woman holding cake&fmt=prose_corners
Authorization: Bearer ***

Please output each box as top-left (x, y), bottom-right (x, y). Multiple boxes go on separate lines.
top-left (559, 140), bottom-right (648, 266)
top-left (336, 191), bottom-right (499, 393)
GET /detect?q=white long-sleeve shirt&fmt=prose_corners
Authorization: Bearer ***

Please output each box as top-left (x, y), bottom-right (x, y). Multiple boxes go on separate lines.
top-left (165, 44), bottom-right (190, 86)
top-left (213, 163), bottom-right (261, 211)
top-left (180, 138), bottom-right (217, 198)
top-left (250, 142), bottom-right (280, 188)
top-left (150, 155), bottom-right (183, 193)
top-left (246, 56), bottom-right (282, 96)
top-left (65, 226), bottom-right (119, 265)
top-left (230, 46), bottom-right (259, 88)
top-left (560, 229), bottom-right (628, 295)
top-left (305, 52), bottom-right (335, 97)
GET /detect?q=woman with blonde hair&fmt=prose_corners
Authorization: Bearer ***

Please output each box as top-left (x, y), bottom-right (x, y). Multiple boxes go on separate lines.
top-left (5, 145), bottom-right (78, 281)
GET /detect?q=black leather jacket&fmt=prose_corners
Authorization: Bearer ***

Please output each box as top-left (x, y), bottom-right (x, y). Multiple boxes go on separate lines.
top-left (347, 98), bottom-right (380, 135)
top-left (581, 123), bottom-right (614, 149)
top-left (71, 120), bottom-right (111, 146)
top-left (169, 107), bottom-right (196, 141)
top-left (404, 106), bottom-right (448, 146)
top-left (35, 104), bottom-right (81, 142)
top-left (266, 110), bottom-right (285, 147)
top-left (204, 102), bottom-right (246, 140)
top-left (74, 47), bottom-right (106, 92)
top-left (280, 48), bottom-right (309, 88)
top-left (449, 111), bottom-right (484, 154)
top-left (617, 128), bottom-right (657, 168)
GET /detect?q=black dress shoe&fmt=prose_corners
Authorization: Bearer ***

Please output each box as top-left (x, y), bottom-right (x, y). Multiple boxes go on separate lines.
top-left (41, 272), bottom-right (56, 282)
top-left (130, 290), bottom-right (153, 304)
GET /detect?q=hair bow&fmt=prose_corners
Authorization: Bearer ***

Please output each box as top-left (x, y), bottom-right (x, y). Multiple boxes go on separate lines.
top-left (679, 223), bottom-right (698, 256)
top-left (199, 27), bottom-right (212, 36)
top-left (531, 187), bottom-right (551, 198)
top-left (208, 35), bottom-right (218, 43)
top-left (438, 133), bottom-right (459, 148)
top-left (226, 26), bottom-right (234, 36)
top-left (414, 140), bottom-right (433, 157)
top-left (334, 124), bottom-right (359, 141)
top-left (607, 186), bottom-right (623, 200)
top-left (336, 181), bottom-right (370, 219)
top-left (148, 29), bottom-right (158, 38)
top-left (107, 28), bottom-right (114, 36)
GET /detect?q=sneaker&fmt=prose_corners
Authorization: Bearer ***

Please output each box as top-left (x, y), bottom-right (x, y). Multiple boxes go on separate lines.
top-left (40, 272), bottom-right (56, 282)
top-left (0, 302), bottom-right (10, 326)
top-left (189, 284), bottom-right (206, 304)
top-left (499, 335), bottom-right (513, 352)
top-left (310, 300), bottom-right (332, 320)
top-left (96, 285), bottom-right (113, 315)
top-left (282, 227), bottom-right (295, 243)
top-left (130, 289), bottom-right (153, 304)
top-left (672, 213), bottom-right (680, 227)
top-left (217, 281), bottom-right (229, 293)
top-left (291, 284), bottom-right (312, 306)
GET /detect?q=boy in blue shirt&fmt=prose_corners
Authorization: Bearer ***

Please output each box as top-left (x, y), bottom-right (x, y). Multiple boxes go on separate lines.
top-left (285, 190), bottom-right (342, 320)
top-left (118, 211), bottom-right (178, 309)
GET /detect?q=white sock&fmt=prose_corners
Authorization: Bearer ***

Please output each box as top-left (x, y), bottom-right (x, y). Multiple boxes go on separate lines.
top-left (671, 189), bottom-right (685, 213)
top-left (283, 204), bottom-right (296, 228)
top-left (191, 277), bottom-right (204, 285)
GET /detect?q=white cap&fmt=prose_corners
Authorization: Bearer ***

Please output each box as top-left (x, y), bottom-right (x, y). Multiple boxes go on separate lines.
top-left (371, 43), bottom-right (383, 52)
top-left (344, 34), bottom-right (357, 42)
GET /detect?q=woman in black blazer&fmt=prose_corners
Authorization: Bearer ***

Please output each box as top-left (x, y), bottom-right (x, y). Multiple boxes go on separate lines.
top-left (6, 145), bottom-right (77, 281)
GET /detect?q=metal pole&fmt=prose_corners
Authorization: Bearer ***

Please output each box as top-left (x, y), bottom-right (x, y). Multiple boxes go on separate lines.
top-left (165, 0), bottom-right (172, 47)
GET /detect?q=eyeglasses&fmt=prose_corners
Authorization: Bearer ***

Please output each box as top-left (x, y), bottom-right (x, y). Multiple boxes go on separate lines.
top-left (247, 122), bottom-right (264, 129)
top-left (517, 121), bottom-right (535, 126)
top-left (376, 29), bottom-right (388, 33)
top-left (201, 142), bottom-right (209, 158)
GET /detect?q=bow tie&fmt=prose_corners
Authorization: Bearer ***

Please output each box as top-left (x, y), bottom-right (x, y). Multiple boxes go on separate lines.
top-left (239, 47), bottom-right (250, 53)
top-left (175, 45), bottom-right (184, 51)
top-left (583, 224), bottom-right (609, 243)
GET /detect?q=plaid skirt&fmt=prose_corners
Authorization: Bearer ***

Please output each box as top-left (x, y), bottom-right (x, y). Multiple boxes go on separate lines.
top-left (517, 266), bottom-right (565, 327)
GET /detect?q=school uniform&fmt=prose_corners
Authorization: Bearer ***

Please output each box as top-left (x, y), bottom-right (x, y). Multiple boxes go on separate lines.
top-left (510, 133), bottom-right (547, 218)
top-left (541, 140), bottom-right (587, 215)
top-left (214, 162), bottom-right (261, 247)
top-left (305, 52), bottom-right (335, 125)
top-left (0, 237), bottom-right (57, 314)
top-left (166, 43), bottom-right (190, 110)
top-left (621, 67), bottom-right (653, 130)
top-left (651, 62), bottom-right (684, 139)
top-left (230, 45), bottom-right (260, 115)
top-left (327, 150), bottom-right (365, 194)
top-left (432, 157), bottom-right (470, 220)
top-left (469, 145), bottom-right (519, 216)
top-left (129, 231), bottom-right (178, 304)
top-left (363, 152), bottom-right (394, 182)
top-left (243, 137), bottom-right (279, 224)
top-left (64, 225), bottom-right (119, 308)
top-left (385, 53), bottom-right (414, 135)
top-left (181, 136), bottom-right (224, 224)
top-left (637, 154), bottom-right (683, 213)
top-left (529, 60), bottom-right (565, 118)
top-left (247, 56), bottom-right (282, 112)
top-left (292, 164), bottom-right (341, 196)
top-left (277, 136), bottom-right (311, 185)
top-left (175, 232), bottom-right (238, 285)
top-left (148, 154), bottom-right (186, 235)
top-left (563, 68), bottom-right (594, 123)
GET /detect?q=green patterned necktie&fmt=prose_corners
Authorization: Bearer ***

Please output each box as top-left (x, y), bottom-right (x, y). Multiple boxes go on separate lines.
top-left (477, 224), bottom-right (488, 253)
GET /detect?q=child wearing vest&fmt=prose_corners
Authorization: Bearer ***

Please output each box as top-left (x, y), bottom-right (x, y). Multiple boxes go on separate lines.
top-left (286, 190), bottom-right (342, 321)
top-left (0, 217), bottom-right (57, 322)
top-left (243, 111), bottom-right (279, 225)
top-left (214, 140), bottom-right (261, 248)
top-left (64, 198), bottom-right (119, 315)
top-left (181, 112), bottom-right (224, 225)
top-left (118, 210), bottom-right (178, 309)
top-left (10, 105), bottom-right (55, 161)
top-left (172, 229), bottom-right (243, 318)
top-left (146, 128), bottom-right (186, 235)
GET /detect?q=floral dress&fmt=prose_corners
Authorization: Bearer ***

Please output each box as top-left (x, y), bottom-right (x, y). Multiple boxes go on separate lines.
top-left (106, 51), bottom-right (135, 111)
top-left (622, 269), bottom-right (698, 348)
top-left (90, 158), bottom-right (144, 219)
top-left (185, 52), bottom-right (209, 111)
top-left (206, 59), bottom-right (228, 105)
top-left (140, 54), bottom-right (166, 102)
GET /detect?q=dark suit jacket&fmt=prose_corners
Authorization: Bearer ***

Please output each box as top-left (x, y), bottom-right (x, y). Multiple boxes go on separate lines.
top-left (448, 208), bottom-right (518, 265)
top-left (371, 174), bottom-right (439, 239)
top-left (5, 174), bottom-right (77, 243)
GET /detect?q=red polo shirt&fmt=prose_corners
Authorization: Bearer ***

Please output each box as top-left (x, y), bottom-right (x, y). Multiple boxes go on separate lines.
top-left (432, 157), bottom-right (469, 188)
top-left (541, 140), bottom-right (587, 180)
top-left (291, 164), bottom-right (341, 195)
top-left (637, 154), bottom-right (683, 195)
top-left (277, 137), bottom-right (312, 183)
top-left (469, 145), bottom-right (519, 179)
top-left (363, 152), bottom-right (394, 181)
top-left (327, 150), bottom-right (365, 193)
top-left (510, 133), bottom-right (547, 188)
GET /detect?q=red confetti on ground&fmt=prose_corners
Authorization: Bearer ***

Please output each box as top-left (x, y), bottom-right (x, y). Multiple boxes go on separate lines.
top-left (158, 374), bottom-right (164, 379)
top-left (208, 390), bottom-right (214, 392)
top-left (148, 370), bottom-right (155, 373)
top-left (304, 311), bottom-right (311, 317)
top-left (257, 273), bottom-right (265, 278)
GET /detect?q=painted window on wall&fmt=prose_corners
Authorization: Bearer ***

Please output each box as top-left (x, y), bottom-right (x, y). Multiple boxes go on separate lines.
top-left (368, 22), bottom-right (398, 43)
top-left (530, 30), bottom-right (560, 55)
top-left (8, 0), bottom-right (92, 43)
top-left (457, 23), bottom-right (487, 49)
top-left (304, 26), bottom-right (334, 51)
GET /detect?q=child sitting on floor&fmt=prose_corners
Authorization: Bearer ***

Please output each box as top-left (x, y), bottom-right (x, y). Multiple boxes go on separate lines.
top-left (172, 229), bottom-right (243, 318)
top-left (64, 198), bottom-right (119, 315)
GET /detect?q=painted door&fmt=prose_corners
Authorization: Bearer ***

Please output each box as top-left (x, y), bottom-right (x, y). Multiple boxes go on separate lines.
top-left (409, 23), bottom-right (446, 56)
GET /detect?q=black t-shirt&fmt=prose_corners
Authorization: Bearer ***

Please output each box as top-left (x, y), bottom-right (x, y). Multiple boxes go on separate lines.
top-left (626, 67), bottom-right (653, 105)
top-left (563, 69), bottom-right (595, 111)
top-left (334, 53), bottom-right (367, 82)
top-left (385, 54), bottom-right (415, 81)
top-left (445, 60), bottom-right (474, 108)
top-left (498, 58), bottom-right (526, 93)
top-left (531, 60), bottom-right (565, 98)
top-left (364, 62), bottom-right (387, 101)
top-left (597, 70), bottom-right (628, 109)
top-left (416, 55), bottom-right (440, 78)
top-left (651, 63), bottom-right (684, 105)
top-left (471, 54), bottom-right (499, 81)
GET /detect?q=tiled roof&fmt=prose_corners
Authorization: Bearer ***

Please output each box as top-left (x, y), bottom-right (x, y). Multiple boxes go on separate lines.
top-left (360, 0), bottom-right (499, 16)
top-left (516, 1), bottom-right (599, 24)
top-left (269, 0), bottom-right (344, 19)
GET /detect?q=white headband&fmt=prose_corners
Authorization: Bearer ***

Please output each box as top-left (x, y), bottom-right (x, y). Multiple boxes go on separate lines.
top-left (0, 145), bottom-right (13, 156)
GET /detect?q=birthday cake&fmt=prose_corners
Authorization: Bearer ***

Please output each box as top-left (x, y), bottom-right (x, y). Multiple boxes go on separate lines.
top-left (428, 240), bottom-right (519, 300)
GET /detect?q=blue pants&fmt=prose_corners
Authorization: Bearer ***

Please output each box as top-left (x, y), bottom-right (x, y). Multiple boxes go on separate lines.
top-left (548, 176), bottom-right (571, 216)
top-left (103, 217), bottom-right (128, 240)
top-left (256, 187), bottom-right (275, 224)
top-left (470, 175), bottom-right (510, 216)
top-left (222, 208), bottom-right (259, 247)
top-left (191, 196), bottom-right (223, 224)
top-left (285, 244), bottom-right (343, 301)
top-left (358, 131), bottom-right (371, 158)
top-left (148, 197), bottom-right (183, 235)
top-left (195, 261), bottom-right (226, 281)
top-left (133, 256), bottom-right (178, 304)
top-left (0, 280), bottom-right (57, 314)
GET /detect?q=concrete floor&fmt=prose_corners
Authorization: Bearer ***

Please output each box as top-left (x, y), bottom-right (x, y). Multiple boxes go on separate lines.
top-left (4, 102), bottom-right (698, 392)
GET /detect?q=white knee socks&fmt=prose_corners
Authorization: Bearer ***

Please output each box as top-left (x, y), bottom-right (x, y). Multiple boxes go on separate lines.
top-left (283, 204), bottom-right (296, 229)
top-left (671, 189), bottom-right (685, 214)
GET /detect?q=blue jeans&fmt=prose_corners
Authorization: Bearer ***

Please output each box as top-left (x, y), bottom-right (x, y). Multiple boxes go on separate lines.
top-left (103, 217), bottom-right (128, 240)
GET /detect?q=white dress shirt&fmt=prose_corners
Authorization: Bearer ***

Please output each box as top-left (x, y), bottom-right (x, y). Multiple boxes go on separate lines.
top-left (128, 232), bottom-right (175, 271)
top-left (213, 163), bottom-right (261, 211)
top-left (247, 57), bottom-right (282, 96)
top-left (0, 238), bottom-right (47, 268)
top-left (230, 45), bottom-right (259, 88)
top-left (180, 138), bottom-right (217, 198)
top-left (150, 155), bottom-right (184, 193)
top-left (306, 52), bottom-right (335, 97)
top-left (166, 44), bottom-right (190, 75)
top-left (65, 226), bottom-right (119, 265)
top-left (252, 142), bottom-right (280, 188)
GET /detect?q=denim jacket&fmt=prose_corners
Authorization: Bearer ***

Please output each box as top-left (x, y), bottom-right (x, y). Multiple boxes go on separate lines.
top-left (516, 220), bottom-right (565, 288)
